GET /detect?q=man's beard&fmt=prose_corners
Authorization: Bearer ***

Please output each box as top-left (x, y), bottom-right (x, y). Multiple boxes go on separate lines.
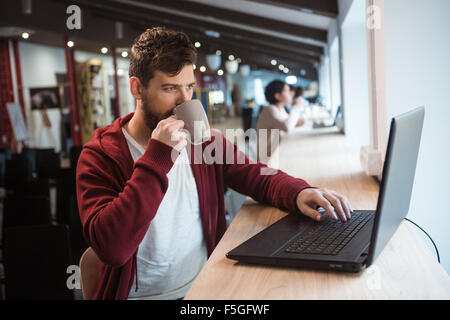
top-left (141, 96), bottom-right (174, 131)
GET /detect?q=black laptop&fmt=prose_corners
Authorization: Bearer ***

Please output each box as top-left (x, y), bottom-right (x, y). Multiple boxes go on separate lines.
top-left (226, 106), bottom-right (425, 273)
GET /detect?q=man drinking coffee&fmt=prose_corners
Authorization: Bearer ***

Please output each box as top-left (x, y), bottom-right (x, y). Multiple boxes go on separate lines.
top-left (76, 27), bottom-right (353, 300)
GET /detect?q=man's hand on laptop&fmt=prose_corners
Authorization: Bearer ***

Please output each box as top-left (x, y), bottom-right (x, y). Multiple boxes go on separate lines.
top-left (296, 188), bottom-right (353, 222)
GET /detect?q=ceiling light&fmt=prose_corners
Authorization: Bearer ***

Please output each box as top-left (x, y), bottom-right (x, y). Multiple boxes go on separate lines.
top-left (278, 64), bottom-right (284, 70)
top-left (194, 41), bottom-right (201, 48)
top-left (193, 64), bottom-right (196, 70)
top-left (228, 55), bottom-right (235, 61)
top-left (236, 58), bottom-right (241, 63)
top-left (286, 75), bottom-right (297, 84)
top-left (121, 51), bottom-right (128, 58)
top-left (283, 68), bottom-right (289, 73)
top-left (216, 50), bottom-right (222, 56)
top-left (21, 32), bottom-right (29, 39)
top-left (101, 47), bottom-right (108, 54)
top-left (199, 66), bottom-right (206, 72)
top-left (67, 40), bottom-right (74, 47)
top-left (217, 69), bottom-right (224, 76)
top-left (271, 59), bottom-right (277, 66)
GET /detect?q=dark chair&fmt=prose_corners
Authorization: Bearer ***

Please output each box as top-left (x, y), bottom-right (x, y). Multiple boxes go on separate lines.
top-left (3, 224), bottom-right (74, 299)
top-left (55, 168), bottom-right (86, 263)
top-left (56, 167), bottom-right (76, 226)
top-left (4, 157), bottom-right (33, 192)
top-left (35, 148), bottom-right (60, 180)
top-left (0, 148), bottom-right (12, 187)
top-left (70, 146), bottom-right (83, 171)
top-left (14, 178), bottom-right (50, 198)
top-left (0, 153), bottom-right (4, 188)
top-left (69, 194), bottom-right (88, 264)
top-left (2, 195), bottom-right (52, 229)
top-left (22, 147), bottom-right (37, 173)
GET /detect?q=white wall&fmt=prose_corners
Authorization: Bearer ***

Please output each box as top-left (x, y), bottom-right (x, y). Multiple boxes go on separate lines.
top-left (318, 55), bottom-right (332, 111)
top-left (329, 37), bottom-right (342, 118)
top-left (340, 0), bottom-right (370, 153)
top-left (19, 41), bottom-right (66, 152)
top-left (325, 0), bottom-right (355, 134)
top-left (384, 0), bottom-right (450, 274)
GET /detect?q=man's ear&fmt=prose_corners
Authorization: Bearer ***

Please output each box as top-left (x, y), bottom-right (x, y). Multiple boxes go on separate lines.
top-left (130, 77), bottom-right (144, 100)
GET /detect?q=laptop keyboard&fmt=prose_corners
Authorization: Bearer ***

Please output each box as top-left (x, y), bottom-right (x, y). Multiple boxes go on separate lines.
top-left (284, 211), bottom-right (373, 255)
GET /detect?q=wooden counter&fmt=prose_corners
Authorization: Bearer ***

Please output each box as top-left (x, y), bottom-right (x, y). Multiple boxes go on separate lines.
top-left (185, 127), bottom-right (450, 299)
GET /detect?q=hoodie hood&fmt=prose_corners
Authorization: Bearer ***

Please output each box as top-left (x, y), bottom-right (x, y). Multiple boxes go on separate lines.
top-left (83, 112), bottom-right (135, 179)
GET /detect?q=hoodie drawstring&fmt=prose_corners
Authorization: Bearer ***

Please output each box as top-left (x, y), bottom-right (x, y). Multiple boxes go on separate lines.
top-left (134, 254), bottom-right (139, 292)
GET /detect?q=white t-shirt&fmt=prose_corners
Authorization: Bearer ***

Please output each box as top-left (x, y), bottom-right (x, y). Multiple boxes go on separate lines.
top-left (122, 128), bottom-right (208, 300)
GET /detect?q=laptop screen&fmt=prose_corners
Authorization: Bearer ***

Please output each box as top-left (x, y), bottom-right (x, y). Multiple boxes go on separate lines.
top-left (366, 106), bottom-right (425, 266)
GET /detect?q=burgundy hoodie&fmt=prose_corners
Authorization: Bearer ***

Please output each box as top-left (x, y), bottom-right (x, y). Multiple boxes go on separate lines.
top-left (75, 112), bottom-right (312, 299)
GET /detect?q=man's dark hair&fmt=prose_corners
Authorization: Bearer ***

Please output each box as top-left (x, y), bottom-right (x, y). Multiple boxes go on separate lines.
top-left (264, 80), bottom-right (286, 104)
top-left (129, 27), bottom-right (197, 87)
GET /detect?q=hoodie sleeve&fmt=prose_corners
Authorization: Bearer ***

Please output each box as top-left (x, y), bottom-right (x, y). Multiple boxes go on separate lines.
top-left (76, 138), bottom-right (178, 267)
top-left (218, 131), bottom-right (313, 212)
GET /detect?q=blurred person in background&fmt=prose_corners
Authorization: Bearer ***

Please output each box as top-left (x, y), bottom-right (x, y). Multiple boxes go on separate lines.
top-left (256, 80), bottom-right (304, 159)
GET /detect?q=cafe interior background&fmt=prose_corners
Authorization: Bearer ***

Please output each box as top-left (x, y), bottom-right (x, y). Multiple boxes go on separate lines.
top-left (0, 0), bottom-right (449, 299)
